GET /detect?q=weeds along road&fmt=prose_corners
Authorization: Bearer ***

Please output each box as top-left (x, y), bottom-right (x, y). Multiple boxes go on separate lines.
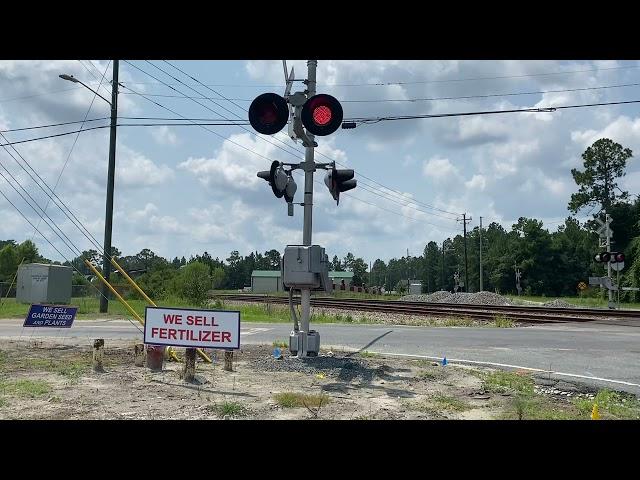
top-left (1, 319), bottom-right (639, 395)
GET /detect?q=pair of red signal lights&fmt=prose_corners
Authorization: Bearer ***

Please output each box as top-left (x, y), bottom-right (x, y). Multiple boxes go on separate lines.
top-left (248, 92), bottom-right (343, 136)
top-left (594, 252), bottom-right (625, 263)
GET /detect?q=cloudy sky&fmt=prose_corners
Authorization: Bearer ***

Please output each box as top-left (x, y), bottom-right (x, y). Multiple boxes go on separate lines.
top-left (1, 60), bottom-right (639, 264)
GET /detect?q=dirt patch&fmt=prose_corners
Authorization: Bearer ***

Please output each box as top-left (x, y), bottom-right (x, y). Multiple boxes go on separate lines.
top-left (0, 339), bottom-right (613, 420)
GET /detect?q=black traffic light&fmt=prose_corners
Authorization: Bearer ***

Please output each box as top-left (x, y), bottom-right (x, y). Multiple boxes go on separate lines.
top-left (301, 94), bottom-right (343, 136)
top-left (257, 161), bottom-right (297, 202)
top-left (611, 252), bottom-right (625, 263)
top-left (248, 93), bottom-right (289, 135)
top-left (324, 167), bottom-right (357, 205)
top-left (594, 252), bottom-right (611, 263)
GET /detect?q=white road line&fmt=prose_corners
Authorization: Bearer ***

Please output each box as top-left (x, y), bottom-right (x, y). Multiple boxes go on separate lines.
top-left (370, 351), bottom-right (640, 389)
top-left (240, 327), bottom-right (272, 336)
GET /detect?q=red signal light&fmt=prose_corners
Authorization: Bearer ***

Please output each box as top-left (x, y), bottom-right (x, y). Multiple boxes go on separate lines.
top-left (248, 93), bottom-right (289, 135)
top-left (301, 94), bottom-right (343, 136)
top-left (312, 105), bottom-right (332, 126)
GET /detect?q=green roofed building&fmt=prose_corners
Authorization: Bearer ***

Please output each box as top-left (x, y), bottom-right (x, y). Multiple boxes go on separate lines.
top-left (250, 270), bottom-right (354, 293)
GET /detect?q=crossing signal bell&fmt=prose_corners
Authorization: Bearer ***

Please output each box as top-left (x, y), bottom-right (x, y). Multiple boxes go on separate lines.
top-left (324, 167), bottom-right (357, 205)
top-left (257, 161), bottom-right (297, 203)
top-left (248, 92), bottom-right (343, 136)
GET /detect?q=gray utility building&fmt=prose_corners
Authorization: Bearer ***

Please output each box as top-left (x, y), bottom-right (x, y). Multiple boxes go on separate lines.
top-left (251, 271), bottom-right (284, 293)
top-left (16, 263), bottom-right (73, 304)
top-left (251, 270), bottom-right (354, 293)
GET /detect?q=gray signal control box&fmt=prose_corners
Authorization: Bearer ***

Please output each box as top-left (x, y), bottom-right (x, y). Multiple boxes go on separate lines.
top-left (282, 245), bottom-right (330, 292)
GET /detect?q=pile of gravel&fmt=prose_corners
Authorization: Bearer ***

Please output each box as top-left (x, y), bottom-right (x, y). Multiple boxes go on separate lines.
top-left (401, 290), bottom-right (512, 306)
top-left (250, 354), bottom-right (377, 382)
top-left (543, 299), bottom-right (578, 308)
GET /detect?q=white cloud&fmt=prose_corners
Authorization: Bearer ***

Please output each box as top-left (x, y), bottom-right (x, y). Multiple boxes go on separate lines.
top-left (465, 174), bottom-right (487, 191)
top-left (116, 145), bottom-right (173, 187)
top-left (422, 156), bottom-right (459, 179)
top-left (150, 126), bottom-right (179, 146)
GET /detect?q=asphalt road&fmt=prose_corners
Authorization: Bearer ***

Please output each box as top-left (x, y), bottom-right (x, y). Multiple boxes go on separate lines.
top-left (2, 318), bottom-right (639, 394)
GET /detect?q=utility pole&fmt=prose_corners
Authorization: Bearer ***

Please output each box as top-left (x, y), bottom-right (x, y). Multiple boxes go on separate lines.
top-left (458, 213), bottom-right (471, 293)
top-left (479, 216), bottom-right (483, 292)
top-left (441, 240), bottom-right (446, 291)
top-left (298, 60), bottom-right (317, 353)
top-left (100, 60), bottom-right (119, 313)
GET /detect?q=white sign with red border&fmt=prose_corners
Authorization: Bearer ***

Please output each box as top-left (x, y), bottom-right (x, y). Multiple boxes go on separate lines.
top-left (144, 306), bottom-right (241, 350)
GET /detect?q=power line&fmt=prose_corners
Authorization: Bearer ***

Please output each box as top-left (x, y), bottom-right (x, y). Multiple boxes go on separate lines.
top-left (117, 80), bottom-right (640, 104)
top-left (31, 60), bottom-right (112, 250)
top-left (348, 98), bottom-right (640, 124)
top-left (0, 184), bottom-right (143, 334)
top-left (126, 61), bottom-right (454, 224)
top-left (159, 60), bottom-right (462, 219)
top-left (107, 63), bottom-right (640, 88)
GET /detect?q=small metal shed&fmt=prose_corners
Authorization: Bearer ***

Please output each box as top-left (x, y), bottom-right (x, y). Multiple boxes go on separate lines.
top-left (16, 263), bottom-right (72, 304)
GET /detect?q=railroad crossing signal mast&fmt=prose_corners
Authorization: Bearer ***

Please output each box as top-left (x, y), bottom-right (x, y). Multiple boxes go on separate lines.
top-left (250, 60), bottom-right (356, 357)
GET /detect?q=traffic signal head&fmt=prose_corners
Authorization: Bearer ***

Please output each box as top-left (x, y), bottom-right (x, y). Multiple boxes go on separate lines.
top-left (324, 167), bottom-right (357, 205)
top-left (257, 161), bottom-right (297, 202)
top-left (248, 93), bottom-right (289, 135)
top-left (301, 94), bottom-right (343, 136)
top-left (594, 252), bottom-right (611, 263)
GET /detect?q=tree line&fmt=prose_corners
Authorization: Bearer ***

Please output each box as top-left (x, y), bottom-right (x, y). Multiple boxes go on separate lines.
top-left (1, 137), bottom-right (638, 300)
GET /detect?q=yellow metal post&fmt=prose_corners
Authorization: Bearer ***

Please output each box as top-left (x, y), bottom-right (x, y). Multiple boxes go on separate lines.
top-left (105, 258), bottom-right (212, 364)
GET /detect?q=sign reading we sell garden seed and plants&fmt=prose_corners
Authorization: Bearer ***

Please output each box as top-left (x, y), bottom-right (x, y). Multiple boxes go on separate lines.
top-left (144, 306), bottom-right (241, 350)
top-left (24, 304), bottom-right (78, 328)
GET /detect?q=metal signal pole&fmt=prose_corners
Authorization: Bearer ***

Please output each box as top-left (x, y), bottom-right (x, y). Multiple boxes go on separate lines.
top-left (298, 60), bottom-right (317, 356)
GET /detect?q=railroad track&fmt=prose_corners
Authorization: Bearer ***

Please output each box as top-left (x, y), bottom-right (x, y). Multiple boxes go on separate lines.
top-left (215, 294), bottom-right (640, 325)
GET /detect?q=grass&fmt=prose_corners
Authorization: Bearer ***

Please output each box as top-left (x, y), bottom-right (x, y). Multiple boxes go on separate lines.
top-left (0, 379), bottom-right (52, 398)
top-left (417, 368), bottom-right (446, 380)
top-left (573, 389), bottom-right (640, 420)
top-left (206, 401), bottom-right (249, 418)
top-left (274, 392), bottom-right (330, 408)
top-left (492, 315), bottom-right (515, 328)
top-left (482, 370), bottom-right (535, 395)
top-left (506, 294), bottom-right (640, 310)
top-left (409, 393), bottom-right (472, 415)
top-left (431, 394), bottom-right (472, 412)
top-left (358, 350), bottom-right (377, 358)
top-left (0, 397), bottom-right (6, 407)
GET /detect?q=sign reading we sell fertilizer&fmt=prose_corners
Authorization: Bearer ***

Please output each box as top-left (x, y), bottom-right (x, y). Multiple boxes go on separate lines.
top-left (144, 306), bottom-right (241, 350)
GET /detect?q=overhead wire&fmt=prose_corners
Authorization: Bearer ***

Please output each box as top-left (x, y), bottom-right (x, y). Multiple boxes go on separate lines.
top-left (101, 63), bottom-right (640, 88)
top-left (158, 60), bottom-right (462, 220)
top-left (116, 80), bottom-right (640, 104)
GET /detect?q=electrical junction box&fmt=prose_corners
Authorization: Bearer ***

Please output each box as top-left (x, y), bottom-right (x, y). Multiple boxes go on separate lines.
top-left (282, 245), bottom-right (330, 292)
top-left (16, 263), bottom-right (72, 304)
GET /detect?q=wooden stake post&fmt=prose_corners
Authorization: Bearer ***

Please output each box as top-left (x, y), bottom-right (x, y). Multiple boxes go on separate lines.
top-left (93, 339), bottom-right (105, 372)
top-left (224, 351), bottom-right (233, 371)
top-left (183, 348), bottom-right (196, 382)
